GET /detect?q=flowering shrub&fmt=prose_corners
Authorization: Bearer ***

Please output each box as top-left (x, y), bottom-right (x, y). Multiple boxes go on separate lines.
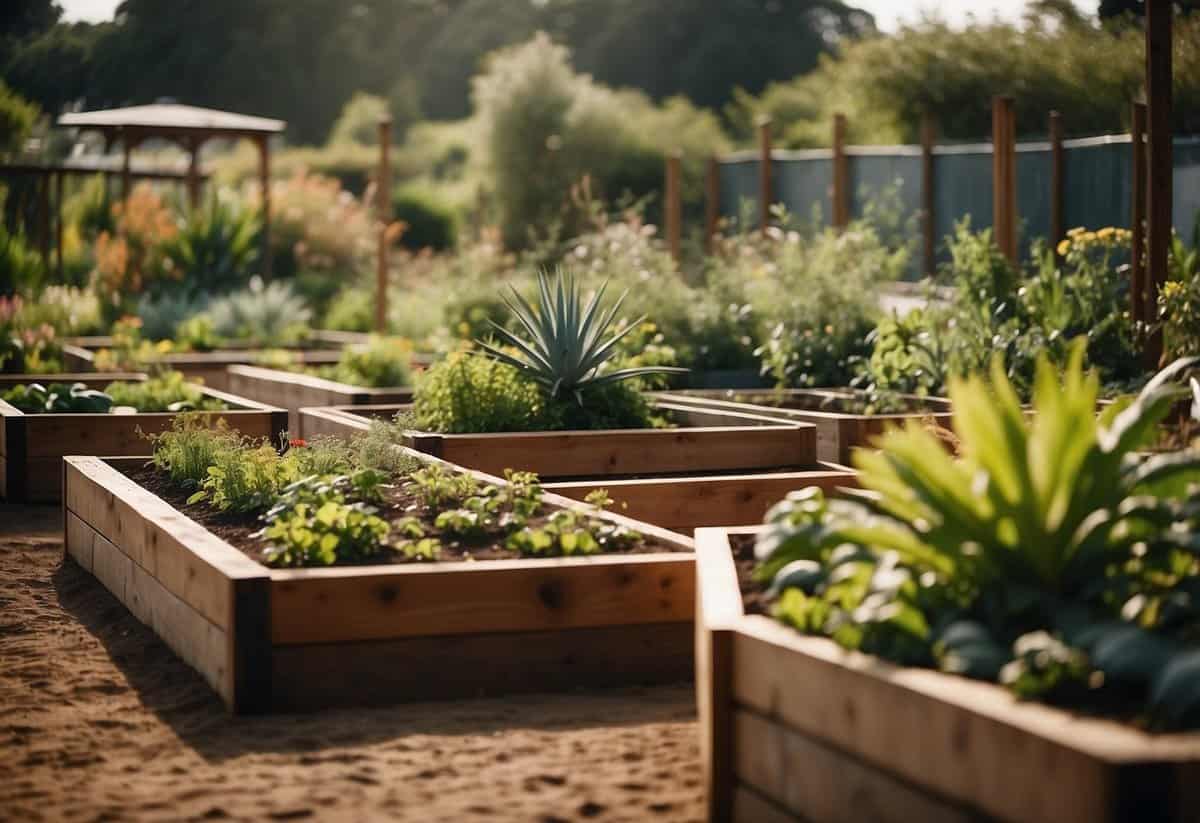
top-left (0, 295), bottom-right (65, 372)
top-left (259, 170), bottom-right (374, 280)
top-left (90, 183), bottom-right (179, 306)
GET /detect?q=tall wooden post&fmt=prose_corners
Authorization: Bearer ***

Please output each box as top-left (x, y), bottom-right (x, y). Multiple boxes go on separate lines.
top-left (832, 113), bottom-right (849, 230)
top-left (257, 134), bottom-right (273, 279)
top-left (920, 115), bottom-right (936, 276)
top-left (38, 171), bottom-right (50, 265)
top-left (665, 151), bottom-right (682, 263)
top-left (187, 135), bottom-right (202, 211)
top-left (120, 129), bottom-right (132, 206)
top-left (1049, 111), bottom-right (1064, 254)
top-left (1131, 102), bottom-right (1148, 326)
top-left (376, 117), bottom-right (392, 333)
top-left (705, 155), bottom-right (720, 255)
top-left (54, 170), bottom-right (64, 279)
top-left (1145, 0), bottom-right (1172, 367)
top-left (757, 118), bottom-right (772, 235)
top-left (992, 96), bottom-right (1017, 262)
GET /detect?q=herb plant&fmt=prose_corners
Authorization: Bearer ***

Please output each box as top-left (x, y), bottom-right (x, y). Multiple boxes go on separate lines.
top-left (150, 417), bottom-right (241, 490)
top-left (259, 472), bottom-right (392, 567)
top-left (755, 343), bottom-right (1200, 729)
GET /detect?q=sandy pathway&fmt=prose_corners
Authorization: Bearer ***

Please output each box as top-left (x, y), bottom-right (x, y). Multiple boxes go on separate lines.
top-left (0, 505), bottom-right (702, 822)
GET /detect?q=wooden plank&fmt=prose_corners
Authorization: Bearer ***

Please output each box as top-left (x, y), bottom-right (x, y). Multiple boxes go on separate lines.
top-left (695, 528), bottom-right (746, 823)
top-left (64, 457), bottom-right (265, 630)
top-left (731, 616), bottom-right (1200, 823)
top-left (64, 509), bottom-right (95, 571)
top-left (732, 784), bottom-right (798, 823)
top-left (546, 468), bottom-right (855, 531)
top-left (0, 409), bottom-right (23, 501)
top-left (90, 526), bottom-right (131, 604)
top-left (269, 553), bottom-right (694, 645)
top-left (270, 621), bottom-right (692, 711)
top-left (23, 409), bottom-right (279, 457)
top-left (735, 708), bottom-right (978, 823)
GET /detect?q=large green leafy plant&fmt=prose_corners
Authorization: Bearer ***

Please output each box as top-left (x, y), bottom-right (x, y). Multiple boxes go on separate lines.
top-left (477, 268), bottom-right (685, 403)
top-left (756, 343), bottom-right (1200, 729)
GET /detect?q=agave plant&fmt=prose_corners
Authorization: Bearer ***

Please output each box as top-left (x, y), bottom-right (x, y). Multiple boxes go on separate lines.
top-left (756, 342), bottom-right (1200, 729)
top-left (476, 269), bottom-right (686, 402)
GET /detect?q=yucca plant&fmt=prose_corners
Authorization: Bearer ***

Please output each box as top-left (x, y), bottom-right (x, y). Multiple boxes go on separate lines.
top-left (756, 342), bottom-right (1200, 729)
top-left (476, 269), bottom-right (686, 403)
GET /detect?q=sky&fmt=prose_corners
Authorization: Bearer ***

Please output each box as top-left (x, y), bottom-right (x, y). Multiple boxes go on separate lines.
top-left (59, 0), bottom-right (1092, 30)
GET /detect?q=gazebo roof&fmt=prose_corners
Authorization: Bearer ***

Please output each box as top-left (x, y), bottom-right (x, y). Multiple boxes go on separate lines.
top-left (58, 103), bottom-right (285, 136)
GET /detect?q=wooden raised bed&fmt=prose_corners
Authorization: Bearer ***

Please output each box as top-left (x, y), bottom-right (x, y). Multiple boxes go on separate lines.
top-left (226, 365), bottom-right (414, 437)
top-left (62, 452), bottom-right (696, 713)
top-left (659, 388), bottom-right (953, 464)
top-left (694, 526), bottom-right (1200, 823)
top-left (0, 374), bottom-right (286, 503)
top-left (298, 404), bottom-right (858, 532)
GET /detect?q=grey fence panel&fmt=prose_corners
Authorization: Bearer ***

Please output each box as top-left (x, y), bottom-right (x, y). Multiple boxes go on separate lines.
top-left (717, 134), bottom-right (1200, 271)
top-left (1062, 140), bottom-right (1130, 237)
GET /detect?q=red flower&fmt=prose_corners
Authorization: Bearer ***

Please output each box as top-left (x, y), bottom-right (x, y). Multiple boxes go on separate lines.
top-left (289, 438), bottom-right (308, 448)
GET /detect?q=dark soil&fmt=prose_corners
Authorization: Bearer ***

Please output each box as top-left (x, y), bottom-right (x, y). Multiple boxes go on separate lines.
top-left (729, 533), bottom-right (774, 616)
top-left (121, 463), bottom-right (679, 570)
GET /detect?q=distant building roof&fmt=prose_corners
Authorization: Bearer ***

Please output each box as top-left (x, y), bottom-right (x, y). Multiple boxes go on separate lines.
top-left (58, 103), bottom-right (285, 135)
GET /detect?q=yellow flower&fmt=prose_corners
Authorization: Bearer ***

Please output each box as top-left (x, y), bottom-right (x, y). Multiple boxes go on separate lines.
top-left (1056, 239), bottom-right (1071, 256)
top-left (1097, 227), bottom-right (1115, 240)
top-left (1067, 226), bottom-right (1086, 238)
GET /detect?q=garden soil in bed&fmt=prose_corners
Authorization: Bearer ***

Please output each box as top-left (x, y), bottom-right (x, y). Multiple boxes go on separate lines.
top-left (0, 504), bottom-right (702, 822)
top-left (120, 462), bottom-right (681, 566)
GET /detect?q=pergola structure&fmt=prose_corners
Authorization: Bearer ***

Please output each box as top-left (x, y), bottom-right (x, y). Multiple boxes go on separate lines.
top-left (57, 103), bottom-right (286, 276)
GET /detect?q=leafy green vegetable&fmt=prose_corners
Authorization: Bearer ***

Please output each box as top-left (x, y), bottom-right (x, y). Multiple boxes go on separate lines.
top-left (104, 371), bottom-right (227, 412)
top-left (3, 381), bottom-right (113, 413)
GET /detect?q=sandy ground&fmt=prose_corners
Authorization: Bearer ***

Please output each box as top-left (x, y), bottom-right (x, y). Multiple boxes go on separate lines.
top-left (0, 504), bottom-right (703, 823)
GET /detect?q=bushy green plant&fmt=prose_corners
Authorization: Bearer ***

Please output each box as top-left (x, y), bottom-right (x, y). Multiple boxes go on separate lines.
top-left (259, 472), bottom-right (392, 567)
top-left (324, 336), bottom-right (414, 388)
top-left (207, 278), bottom-right (312, 346)
top-left (157, 196), bottom-right (260, 299)
top-left (413, 352), bottom-right (556, 434)
top-left (104, 371), bottom-right (226, 412)
top-left (0, 222), bottom-right (46, 296)
top-left (150, 417), bottom-right (241, 490)
top-left (392, 185), bottom-right (458, 251)
top-left (0, 295), bottom-right (66, 373)
top-left (134, 292), bottom-right (210, 342)
top-left (188, 442), bottom-right (299, 514)
top-left (2, 382), bottom-right (112, 414)
top-left (19, 286), bottom-right (103, 336)
top-left (755, 344), bottom-right (1200, 729)
top-left (322, 287), bottom-right (374, 332)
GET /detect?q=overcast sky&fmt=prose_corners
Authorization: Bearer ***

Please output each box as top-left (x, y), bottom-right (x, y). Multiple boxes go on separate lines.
top-left (59, 0), bottom-right (1093, 30)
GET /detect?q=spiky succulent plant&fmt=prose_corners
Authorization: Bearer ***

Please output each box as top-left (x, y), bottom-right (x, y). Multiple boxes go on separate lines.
top-left (476, 269), bottom-right (686, 402)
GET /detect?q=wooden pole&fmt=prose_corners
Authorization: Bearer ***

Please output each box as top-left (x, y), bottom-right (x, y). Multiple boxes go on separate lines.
top-left (1131, 102), bottom-right (1148, 327)
top-left (705, 155), bottom-right (719, 255)
top-left (832, 112), bottom-right (849, 230)
top-left (120, 130), bottom-right (131, 206)
top-left (992, 96), bottom-right (1017, 262)
top-left (1007, 102), bottom-right (1018, 261)
top-left (257, 134), bottom-right (273, 279)
top-left (187, 135), bottom-right (202, 211)
top-left (920, 115), bottom-right (936, 276)
top-left (38, 171), bottom-right (50, 266)
top-left (1049, 110), bottom-right (1064, 255)
top-left (376, 117), bottom-right (392, 334)
top-left (1145, 0), bottom-right (1172, 367)
top-left (54, 170), bottom-right (64, 279)
top-left (757, 118), bottom-right (772, 235)
top-left (665, 151), bottom-right (682, 263)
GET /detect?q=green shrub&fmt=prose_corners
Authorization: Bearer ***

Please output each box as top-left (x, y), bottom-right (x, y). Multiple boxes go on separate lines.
top-left (323, 287), bottom-right (374, 332)
top-left (324, 336), bottom-right (414, 388)
top-left (207, 279), bottom-right (312, 346)
top-left (104, 371), bottom-right (227, 413)
top-left (150, 417), bottom-right (241, 490)
top-left (755, 345), bottom-right (1200, 728)
top-left (157, 196), bottom-right (260, 299)
top-left (392, 186), bottom-right (458, 251)
top-left (0, 81), bottom-right (37, 154)
top-left (188, 442), bottom-right (298, 514)
top-left (0, 222), bottom-right (46, 296)
top-left (414, 352), bottom-right (554, 434)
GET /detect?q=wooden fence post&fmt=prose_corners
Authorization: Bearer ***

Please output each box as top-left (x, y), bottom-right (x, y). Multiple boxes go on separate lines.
top-left (256, 133), bottom-right (272, 278)
top-left (1131, 102), bottom-right (1148, 327)
top-left (992, 96), bottom-right (1017, 263)
top-left (920, 115), bottom-right (936, 276)
top-left (376, 117), bottom-right (392, 334)
top-left (665, 151), bottom-right (682, 263)
top-left (54, 170), bottom-right (64, 279)
top-left (705, 155), bottom-right (720, 255)
top-left (758, 118), bottom-right (772, 235)
top-left (832, 113), bottom-right (849, 231)
top-left (1049, 110), bottom-right (1064, 255)
top-left (1144, 0), bottom-right (1172, 368)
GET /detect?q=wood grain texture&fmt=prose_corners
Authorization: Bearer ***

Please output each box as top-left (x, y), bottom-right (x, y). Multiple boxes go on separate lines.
top-left (270, 620), bottom-right (693, 711)
top-left (269, 554), bottom-right (694, 645)
top-left (735, 708), bottom-right (978, 823)
top-left (731, 617), bottom-right (1200, 823)
top-left (546, 466), bottom-right (856, 531)
top-left (731, 784), bottom-right (798, 823)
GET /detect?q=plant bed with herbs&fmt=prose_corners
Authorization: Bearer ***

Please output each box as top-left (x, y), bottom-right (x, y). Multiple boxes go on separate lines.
top-left (658, 387), bottom-right (953, 464)
top-left (62, 418), bottom-right (695, 713)
top-left (299, 402), bottom-right (854, 532)
top-left (224, 336), bottom-right (421, 435)
top-left (1, 371), bottom-right (285, 502)
top-left (695, 347), bottom-right (1200, 823)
